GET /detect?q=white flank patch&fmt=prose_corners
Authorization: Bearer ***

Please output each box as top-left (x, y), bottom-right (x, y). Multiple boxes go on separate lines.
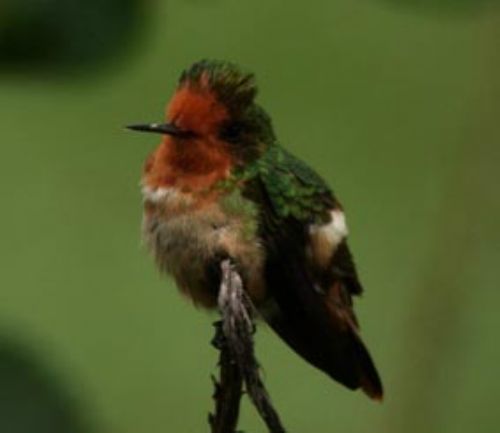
top-left (141, 185), bottom-right (180, 203)
top-left (329, 208), bottom-right (348, 242)
top-left (309, 209), bottom-right (348, 248)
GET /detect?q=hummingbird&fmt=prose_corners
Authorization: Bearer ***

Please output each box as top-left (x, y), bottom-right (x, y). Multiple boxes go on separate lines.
top-left (128, 60), bottom-right (383, 400)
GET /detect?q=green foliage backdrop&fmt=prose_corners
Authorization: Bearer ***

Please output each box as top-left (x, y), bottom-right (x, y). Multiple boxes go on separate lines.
top-left (0, 0), bottom-right (499, 432)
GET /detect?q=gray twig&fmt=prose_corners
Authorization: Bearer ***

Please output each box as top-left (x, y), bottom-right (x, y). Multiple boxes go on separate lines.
top-left (209, 320), bottom-right (243, 433)
top-left (209, 259), bottom-right (286, 433)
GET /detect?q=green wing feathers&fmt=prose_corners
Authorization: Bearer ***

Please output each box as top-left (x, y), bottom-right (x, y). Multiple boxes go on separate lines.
top-left (255, 144), bottom-right (336, 223)
top-left (239, 143), bottom-right (383, 399)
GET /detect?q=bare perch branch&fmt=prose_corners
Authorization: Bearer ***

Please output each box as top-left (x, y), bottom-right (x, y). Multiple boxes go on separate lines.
top-left (209, 320), bottom-right (243, 433)
top-left (209, 259), bottom-right (286, 433)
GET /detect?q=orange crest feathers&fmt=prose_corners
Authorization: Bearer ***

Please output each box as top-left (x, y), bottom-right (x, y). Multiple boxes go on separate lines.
top-left (178, 60), bottom-right (257, 113)
top-left (167, 85), bottom-right (228, 136)
top-left (166, 60), bottom-right (258, 137)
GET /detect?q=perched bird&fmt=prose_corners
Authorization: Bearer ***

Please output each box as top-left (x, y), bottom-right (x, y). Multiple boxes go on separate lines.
top-left (128, 60), bottom-right (383, 400)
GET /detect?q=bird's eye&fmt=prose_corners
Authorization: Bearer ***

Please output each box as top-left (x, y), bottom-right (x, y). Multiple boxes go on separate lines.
top-left (220, 121), bottom-right (245, 143)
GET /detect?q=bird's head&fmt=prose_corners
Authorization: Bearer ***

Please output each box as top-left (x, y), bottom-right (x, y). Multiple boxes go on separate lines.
top-left (128, 60), bottom-right (276, 164)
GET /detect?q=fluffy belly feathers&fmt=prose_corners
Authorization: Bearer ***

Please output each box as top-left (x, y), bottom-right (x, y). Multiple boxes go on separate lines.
top-left (142, 185), bottom-right (265, 308)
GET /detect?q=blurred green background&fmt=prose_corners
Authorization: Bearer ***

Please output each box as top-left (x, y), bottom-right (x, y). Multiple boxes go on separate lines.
top-left (1, 0), bottom-right (499, 432)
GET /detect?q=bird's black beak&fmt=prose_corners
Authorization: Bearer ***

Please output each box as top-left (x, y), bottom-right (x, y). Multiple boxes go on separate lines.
top-left (126, 122), bottom-right (194, 138)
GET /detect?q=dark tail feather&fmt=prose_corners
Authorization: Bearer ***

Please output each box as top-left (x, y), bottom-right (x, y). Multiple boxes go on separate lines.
top-left (351, 330), bottom-right (383, 400)
top-left (260, 228), bottom-right (383, 400)
top-left (261, 300), bottom-right (383, 400)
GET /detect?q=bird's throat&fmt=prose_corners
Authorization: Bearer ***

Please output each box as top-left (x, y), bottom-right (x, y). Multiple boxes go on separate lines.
top-left (143, 138), bottom-right (233, 192)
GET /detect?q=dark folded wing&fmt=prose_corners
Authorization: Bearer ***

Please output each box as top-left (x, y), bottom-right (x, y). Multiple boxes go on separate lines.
top-left (245, 146), bottom-right (383, 399)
